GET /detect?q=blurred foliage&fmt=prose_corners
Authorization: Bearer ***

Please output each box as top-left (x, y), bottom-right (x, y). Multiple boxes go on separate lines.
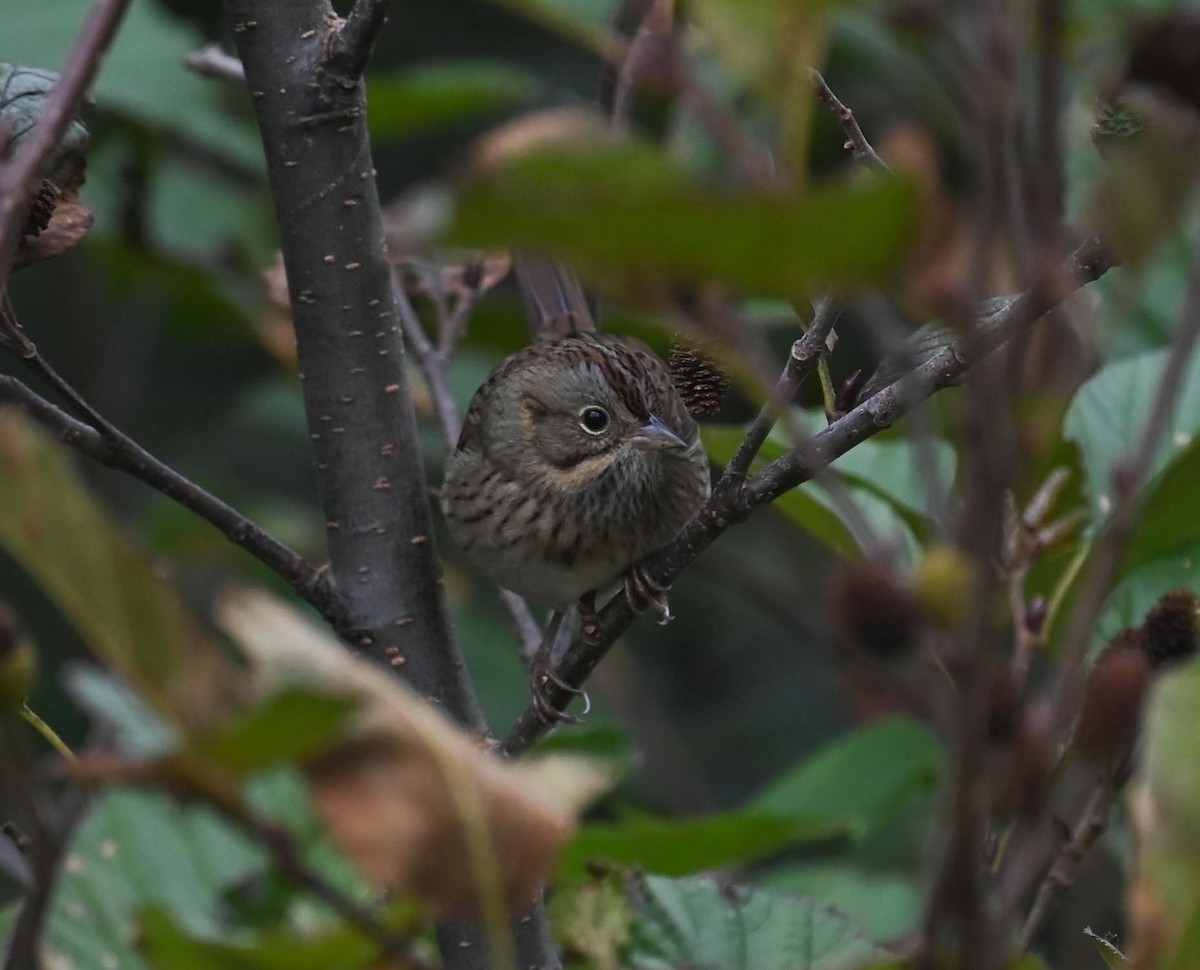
top-left (2, 0), bottom-right (1200, 968)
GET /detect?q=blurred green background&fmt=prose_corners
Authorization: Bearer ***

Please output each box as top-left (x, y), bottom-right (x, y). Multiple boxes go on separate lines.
top-left (4, 0), bottom-right (1200, 966)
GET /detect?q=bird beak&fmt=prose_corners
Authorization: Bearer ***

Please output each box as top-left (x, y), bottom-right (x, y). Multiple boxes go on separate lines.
top-left (629, 414), bottom-right (686, 451)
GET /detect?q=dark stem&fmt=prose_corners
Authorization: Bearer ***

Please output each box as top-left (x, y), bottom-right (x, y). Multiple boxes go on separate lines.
top-left (233, 806), bottom-right (435, 969)
top-left (810, 69), bottom-right (893, 176)
top-left (722, 298), bottom-right (841, 484)
top-left (1017, 766), bottom-right (1122, 953)
top-left (0, 720), bottom-right (90, 970)
top-left (0, 0), bottom-right (132, 287)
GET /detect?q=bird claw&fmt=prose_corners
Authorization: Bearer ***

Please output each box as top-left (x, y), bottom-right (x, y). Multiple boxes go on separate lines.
top-left (624, 564), bottom-right (673, 624)
top-left (530, 664), bottom-right (589, 725)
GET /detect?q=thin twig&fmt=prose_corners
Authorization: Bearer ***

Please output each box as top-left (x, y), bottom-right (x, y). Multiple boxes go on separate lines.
top-left (233, 807), bottom-right (435, 969)
top-left (393, 274), bottom-right (463, 444)
top-left (721, 299), bottom-right (840, 486)
top-left (810, 70), bottom-right (892, 176)
top-left (1, 719), bottom-right (89, 970)
top-left (184, 44), bottom-right (246, 83)
top-left (0, 0), bottom-right (132, 288)
top-left (1018, 766), bottom-right (1124, 952)
top-left (330, 0), bottom-right (395, 80)
top-left (0, 375), bottom-right (341, 625)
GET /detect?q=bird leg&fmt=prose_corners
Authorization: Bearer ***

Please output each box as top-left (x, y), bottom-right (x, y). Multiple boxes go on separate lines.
top-left (530, 609), bottom-right (587, 725)
top-left (624, 561), bottom-right (673, 624)
top-left (579, 590), bottom-right (602, 648)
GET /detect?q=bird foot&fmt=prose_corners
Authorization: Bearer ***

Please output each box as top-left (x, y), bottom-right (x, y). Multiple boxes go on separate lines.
top-left (530, 660), bottom-right (589, 725)
top-left (624, 563), bottom-right (673, 625)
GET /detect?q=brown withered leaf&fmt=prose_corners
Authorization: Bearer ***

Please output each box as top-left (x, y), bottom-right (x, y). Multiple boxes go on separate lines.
top-left (218, 589), bottom-right (610, 917)
top-left (13, 195), bottom-right (93, 270)
top-left (468, 107), bottom-right (616, 174)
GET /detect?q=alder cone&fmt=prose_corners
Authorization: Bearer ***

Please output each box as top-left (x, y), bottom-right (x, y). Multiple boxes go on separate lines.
top-left (1141, 588), bottom-right (1199, 667)
top-left (1074, 636), bottom-right (1153, 760)
top-left (668, 339), bottom-right (730, 417)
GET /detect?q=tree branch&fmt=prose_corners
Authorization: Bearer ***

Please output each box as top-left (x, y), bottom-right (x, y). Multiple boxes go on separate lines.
top-left (184, 43), bottom-right (246, 83)
top-left (1017, 766), bottom-right (1123, 953)
top-left (330, 0), bottom-right (395, 81)
top-left (0, 0), bottom-right (132, 287)
top-left (0, 374), bottom-right (339, 621)
top-left (224, 3), bottom-right (559, 965)
top-left (810, 69), bottom-right (892, 176)
top-left (722, 298), bottom-right (841, 485)
top-left (501, 235), bottom-right (1113, 755)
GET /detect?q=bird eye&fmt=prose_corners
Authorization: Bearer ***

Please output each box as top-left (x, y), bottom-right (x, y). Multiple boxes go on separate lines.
top-left (579, 406), bottom-right (610, 434)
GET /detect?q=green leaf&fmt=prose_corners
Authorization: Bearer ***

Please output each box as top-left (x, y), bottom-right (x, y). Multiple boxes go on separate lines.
top-left (64, 665), bottom-right (179, 758)
top-left (1125, 436), bottom-right (1200, 573)
top-left (1132, 664), bottom-right (1200, 964)
top-left (479, 0), bottom-right (622, 57)
top-left (1058, 346), bottom-right (1200, 647)
top-left (702, 424), bottom-right (952, 563)
top-left (762, 863), bottom-right (921, 942)
top-left (0, 412), bottom-right (207, 694)
top-left (549, 876), bottom-right (632, 970)
top-left (1063, 346), bottom-right (1200, 518)
top-left (450, 144), bottom-right (919, 297)
top-left (558, 811), bottom-right (838, 880)
top-left (186, 689), bottom-right (358, 776)
top-left (139, 907), bottom-right (377, 970)
top-left (1, 2), bottom-right (262, 169)
top-left (750, 719), bottom-right (943, 840)
top-left (628, 874), bottom-right (887, 970)
top-left (368, 63), bottom-right (540, 139)
top-left (32, 788), bottom-right (265, 970)
top-left (20, 773), bottom-right (371, 970)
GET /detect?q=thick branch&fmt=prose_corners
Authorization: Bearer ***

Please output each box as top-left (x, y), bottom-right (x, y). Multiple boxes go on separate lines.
top-left (0, 0), bottom-right (132, 286)
top-left (225, 0), bottom-right (480, 716)
top-left (225, 5), bottom-right (560, 965)
top-left (502, 235), bottom-right (1112, 754)
top-left (0, 375), bottom-right (338, 621)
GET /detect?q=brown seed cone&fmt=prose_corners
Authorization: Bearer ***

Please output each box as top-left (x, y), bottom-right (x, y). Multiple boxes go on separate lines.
top-left (1141, 588), bottom-right (1199, 668)
top-left (668, 338), bottom-right (730, 417)
top-left (23, 180), bottom-right (57, 238)
top-left (1074, 633), bottom-right (1153, 760)
top-left (830, 563), bottom-right (924, 659)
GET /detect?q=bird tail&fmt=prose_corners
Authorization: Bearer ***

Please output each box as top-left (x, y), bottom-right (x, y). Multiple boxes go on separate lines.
top-left (513, 251), bottom-right (596, 339)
